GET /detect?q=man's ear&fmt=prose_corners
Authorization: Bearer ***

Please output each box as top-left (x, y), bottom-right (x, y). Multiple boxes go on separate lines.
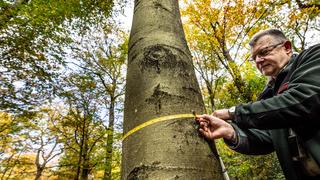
top-left (284, 41), bottom-right (292, 52)
top-left (283, 41), bottom-right (292, 55)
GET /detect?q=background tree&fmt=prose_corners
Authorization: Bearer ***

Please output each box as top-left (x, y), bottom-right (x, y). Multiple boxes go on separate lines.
top-left (0, 110), bottom-right (62, 179)
top-left (53, 73), bottom-right (107, 179)
top-left (64, 23), bottom-right (127, 179)
top-left (30, 109), bottom-right (64, 180)
top-left (267, 0), bottom-right (320, 51)
top-left (0, 0), bottom-right (115, 112)
top-left (181, 0), bottom-right (273, 104)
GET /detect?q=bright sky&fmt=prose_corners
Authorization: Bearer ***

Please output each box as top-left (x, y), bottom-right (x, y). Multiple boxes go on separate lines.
top-left (119, 2), bottom-right (134, 32)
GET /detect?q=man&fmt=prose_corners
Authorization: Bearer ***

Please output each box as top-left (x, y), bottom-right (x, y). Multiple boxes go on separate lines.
top-left (196, 29), bottom-right (320, 180)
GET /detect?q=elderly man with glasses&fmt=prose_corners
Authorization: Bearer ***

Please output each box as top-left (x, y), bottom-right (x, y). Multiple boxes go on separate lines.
top-left (196, 29), bottom-right (320, 180)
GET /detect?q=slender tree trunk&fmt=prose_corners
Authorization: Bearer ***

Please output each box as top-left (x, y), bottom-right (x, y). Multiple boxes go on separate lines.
top-left (103, 96), bottom-right (115, 180)
top-left (35, 167), bottom-right (44, 180)
top-left (204, 79), bottom-right (216, 111)
top-left (35, 149), bottom-right (43, 180)
top-left (75, 124), bottom-right (84, 180)
top-left (81, 155), bottom-right (90, 180)
top-left (80, 118), bottom-right (90, 180)
top-left (75, 145), bottom-right (82, 180)
top-left (80, 151), bottom-right (90, 180)
top-left (122, 0), bottom-right (223, 179)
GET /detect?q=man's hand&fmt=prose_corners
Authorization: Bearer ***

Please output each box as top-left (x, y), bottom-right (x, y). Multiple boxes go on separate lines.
top-left (195, 114), bottom-right (236, 141)
top-left (212, 108), bottom-right (233, 120)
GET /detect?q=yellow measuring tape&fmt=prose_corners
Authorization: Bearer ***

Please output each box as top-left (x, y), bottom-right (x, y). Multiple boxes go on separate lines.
top-left (122, 113), bottom-right (197, 141)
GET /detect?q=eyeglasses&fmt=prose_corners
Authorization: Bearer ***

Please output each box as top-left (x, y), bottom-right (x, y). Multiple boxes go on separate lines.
top-left (250, 42), bottom-right (284, 62)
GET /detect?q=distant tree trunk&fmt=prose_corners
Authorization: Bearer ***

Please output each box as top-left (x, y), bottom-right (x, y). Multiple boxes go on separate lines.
top-left (75, 125), bottom-right (84, 180)
top-left (80, 143), bottom-right (90, 180)
top-left (103, 94), bottom-right (116, 180)
top-left (35, 167), bottom-right (44, 180)
top-left (121, 0), bottom-right (223, 179)
top-left (34, 139), bottom-right (62, 180)
top-left (75, 116), bottom-right (89, 180)
top-left (80, 117), bottom-right (90, 180)
top-left (204, 79), bottom-right (216, 112)
top-left (35, 149), bottom-right (44, 180)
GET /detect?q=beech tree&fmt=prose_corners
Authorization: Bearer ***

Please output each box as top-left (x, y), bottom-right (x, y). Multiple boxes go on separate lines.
top-left (121, 0), bottom-right (223, 179)
top-left (66, 26), bottom-right (127, 179)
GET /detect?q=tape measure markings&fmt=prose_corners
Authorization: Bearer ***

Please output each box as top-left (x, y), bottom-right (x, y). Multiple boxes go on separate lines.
top-left (122, 113), bottom-right (197, 141)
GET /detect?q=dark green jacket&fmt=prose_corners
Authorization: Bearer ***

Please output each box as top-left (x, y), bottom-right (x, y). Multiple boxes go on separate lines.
top-left (228, 44), bottom-right (320, 180)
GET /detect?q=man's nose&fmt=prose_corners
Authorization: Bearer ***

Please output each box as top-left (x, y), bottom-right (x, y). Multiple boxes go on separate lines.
top-left (255, 55), bottom-right (265, 63)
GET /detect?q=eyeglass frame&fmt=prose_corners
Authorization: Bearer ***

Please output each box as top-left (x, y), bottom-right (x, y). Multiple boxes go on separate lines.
top-left (249, 42), bottom-right (285, 62)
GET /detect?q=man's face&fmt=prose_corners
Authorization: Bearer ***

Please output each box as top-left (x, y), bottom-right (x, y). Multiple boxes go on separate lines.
top-left (251, 35), bottom-right (291, 77)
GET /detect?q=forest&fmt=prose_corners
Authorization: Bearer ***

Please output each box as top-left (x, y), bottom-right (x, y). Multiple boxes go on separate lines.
top-left (0, 0), bottom-right (319, 179)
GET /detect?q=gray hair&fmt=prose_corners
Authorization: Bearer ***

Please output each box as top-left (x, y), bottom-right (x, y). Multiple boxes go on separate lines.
top-left (249, 29), bottom-right (289, 47)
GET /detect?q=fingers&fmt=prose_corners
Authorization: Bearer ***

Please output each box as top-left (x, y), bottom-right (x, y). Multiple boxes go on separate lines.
top-left (195, 114), bottom-right (212, 123)
top-left (199, 121), bottom-right (208, 131)
top-left (195, 114), bottom-right (216, 139)
top-left (196, 114), bottom-right (223, 127)
top-left (198, 128), bottom-right (210, 137)
top-left (198, 122), bottom-right (222, 139)
top-left (195, 115), bottom-right (210, 138)
top-left (195, 113), bottom-right (234, 140)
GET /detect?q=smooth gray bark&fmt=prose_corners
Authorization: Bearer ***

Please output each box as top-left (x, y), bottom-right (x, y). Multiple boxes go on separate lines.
top-left (122, 0), bottom-right (223, 179)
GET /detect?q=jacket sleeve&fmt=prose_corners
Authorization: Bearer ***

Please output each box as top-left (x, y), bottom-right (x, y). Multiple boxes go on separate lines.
top-left (234, 44), bottom-right (320, 129)
top-left (224, 123), bottom-right (274, 155)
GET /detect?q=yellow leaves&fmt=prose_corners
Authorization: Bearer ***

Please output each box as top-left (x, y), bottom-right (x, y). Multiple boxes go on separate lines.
top-left (289, 6), bottom-right (320, 21)
top-left (2, 153), bottom-right (37, 179)
top-left (0, 113), bottom-right (14, 155)
top-left (0, 112), bottom-right (12, 122)
top-left (182, 0), bottom-right (272, 104)
top-left (274, 0), bottom-right (320, 30)
top-left (181, 0), bottom-right (270, 49)
top-left (0, 112), bottom-right (12, 134)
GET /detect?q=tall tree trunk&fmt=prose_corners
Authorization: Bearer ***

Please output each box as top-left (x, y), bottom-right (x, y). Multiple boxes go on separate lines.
top-left (75, 143), bottom-right (82, 180)
top-left (80, 118), bottom-right (90, 180)
top-left (80, 150), bottom-right (90, 180)
top-left (103, 95), bottom-right (116, 180)
top-left (75, 123), bottom-right (84, 180)
top-left (81, 156), bottom-right (90, 180)
top-left (121, 0), bottom-right (223, 179)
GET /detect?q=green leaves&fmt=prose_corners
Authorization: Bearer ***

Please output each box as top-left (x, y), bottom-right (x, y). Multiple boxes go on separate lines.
top-left (1, 0), bottom-right (127, 178)
top-left (0, 0), bottom-right (116, 113)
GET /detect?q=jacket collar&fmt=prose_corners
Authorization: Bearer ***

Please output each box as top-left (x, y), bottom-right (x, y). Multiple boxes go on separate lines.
top-left (272, 54), bottom-right (297, 92)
